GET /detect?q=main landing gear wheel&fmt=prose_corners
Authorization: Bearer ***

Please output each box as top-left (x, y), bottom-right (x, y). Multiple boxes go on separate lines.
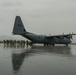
top-left (66, 44), bottom-right (68, 46)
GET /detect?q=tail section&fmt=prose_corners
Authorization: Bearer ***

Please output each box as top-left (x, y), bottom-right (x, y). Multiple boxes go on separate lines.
top-left (12, 16), bottom-right (26, 34)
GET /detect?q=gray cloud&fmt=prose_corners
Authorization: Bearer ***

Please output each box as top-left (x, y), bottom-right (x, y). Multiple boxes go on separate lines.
top-left (71, 0), bottom-right (76, 2)
top-left (0, 0), bottom-right (76, 37)
top-left (0, 2), bottom-right (22, 7)
top-left (28, 14), bottom-right (45, 18)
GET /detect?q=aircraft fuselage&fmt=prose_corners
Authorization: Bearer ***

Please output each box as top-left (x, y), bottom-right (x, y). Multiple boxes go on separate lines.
top-left (21, 32), bottom-right (71, 45)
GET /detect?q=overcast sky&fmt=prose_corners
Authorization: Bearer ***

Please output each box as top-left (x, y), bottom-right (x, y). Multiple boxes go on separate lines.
top-left (0, 0), bottom-right (76, 39)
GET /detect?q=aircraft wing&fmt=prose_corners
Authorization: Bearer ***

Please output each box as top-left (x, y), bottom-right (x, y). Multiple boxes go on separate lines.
top-left (46, 33), bottom-right (76, 39)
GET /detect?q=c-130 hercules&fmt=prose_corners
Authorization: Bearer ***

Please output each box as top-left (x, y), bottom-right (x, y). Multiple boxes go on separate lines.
top-left (12, 16), bottom-right (76, 46)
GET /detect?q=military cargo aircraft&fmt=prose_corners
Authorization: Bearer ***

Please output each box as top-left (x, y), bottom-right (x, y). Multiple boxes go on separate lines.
top-left (12, 16), bottom-right (76, 46)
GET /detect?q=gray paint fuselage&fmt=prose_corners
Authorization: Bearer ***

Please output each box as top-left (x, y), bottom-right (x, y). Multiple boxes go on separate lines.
top-left (21, 32), bottom-right (71, 44)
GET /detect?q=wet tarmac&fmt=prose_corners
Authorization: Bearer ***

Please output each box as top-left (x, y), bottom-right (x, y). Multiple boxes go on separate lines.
top-left (0, 44), bottom-right (76, 75)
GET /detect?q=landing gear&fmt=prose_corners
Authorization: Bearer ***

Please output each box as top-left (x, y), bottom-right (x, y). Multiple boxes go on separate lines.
top-left (52, 44), bottom-right (55, 46)
top-left (46, 44), bottom-right (49, 46)
top-left (44, 43), bottom-right (46, 46)
top-left (66, 44), bottom-right (68, 46)
top-left (44, 43), bottom-right (49, 46)
top-left (44, 43), bottom-right (55, 46)
top-left (49, 44), bottom-right (51, 46)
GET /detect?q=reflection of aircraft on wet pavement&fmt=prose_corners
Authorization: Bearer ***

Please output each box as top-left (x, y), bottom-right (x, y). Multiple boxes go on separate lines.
top-left (12, 52), bottom-right (26, 72)
top-left (12, 16), bottom-right (76, 46)
top-left (31, 45), bottom-right (71, 55)
top-left (12, 46), bottom-right (71, 74)
top-left (12, 50), bottom-right (30, 74)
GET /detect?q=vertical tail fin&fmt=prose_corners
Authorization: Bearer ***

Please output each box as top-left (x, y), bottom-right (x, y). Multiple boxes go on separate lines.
top-left (12, 16), bottom-right (26, 34)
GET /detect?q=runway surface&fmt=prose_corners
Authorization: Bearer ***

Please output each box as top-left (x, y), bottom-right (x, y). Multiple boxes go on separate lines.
top-left (0, 44), bottom-right (76, 75)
